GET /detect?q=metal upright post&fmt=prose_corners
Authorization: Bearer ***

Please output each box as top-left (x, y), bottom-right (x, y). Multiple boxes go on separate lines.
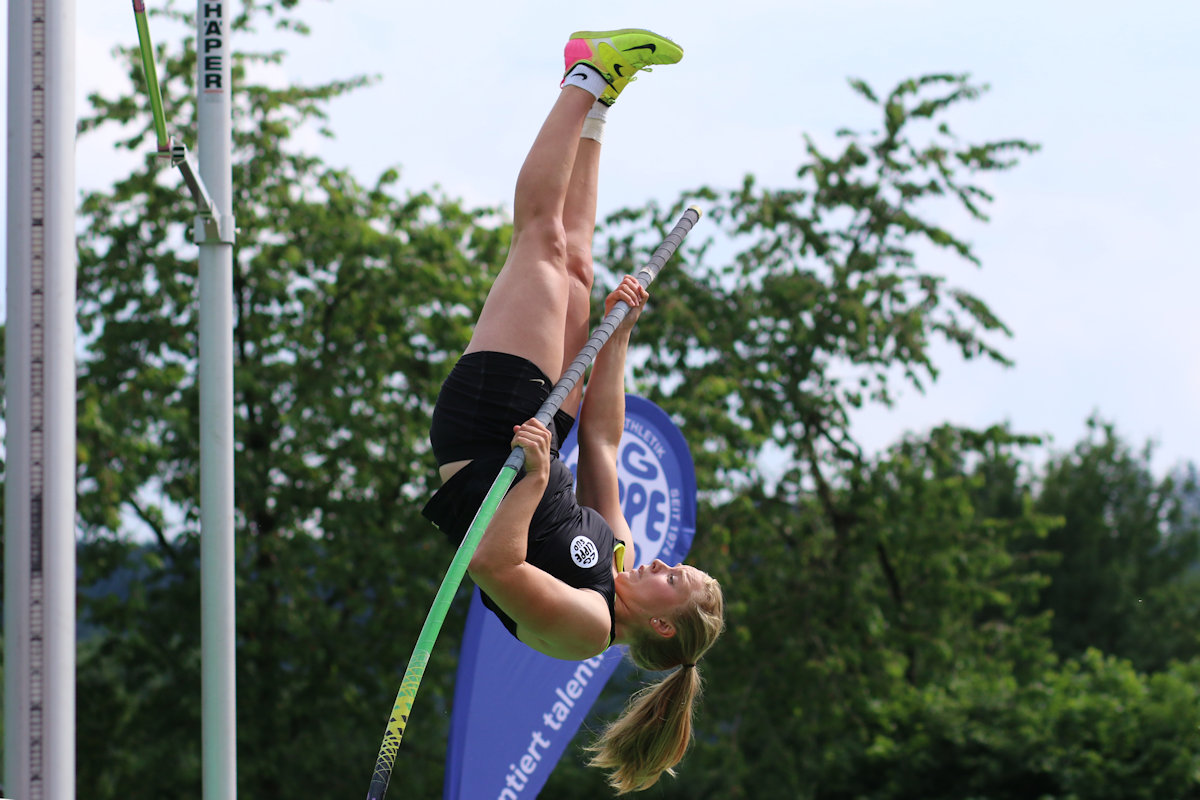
top-left (196, 1), bottom-right (238, 799)
top-left (4, 0), bottom-right (77, 798)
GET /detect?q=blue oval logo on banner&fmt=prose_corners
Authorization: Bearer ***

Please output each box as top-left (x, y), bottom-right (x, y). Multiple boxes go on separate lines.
top-left (444, 395), bottom-right (697, 800)
top-left (560, 394), bottom-right (696, 569)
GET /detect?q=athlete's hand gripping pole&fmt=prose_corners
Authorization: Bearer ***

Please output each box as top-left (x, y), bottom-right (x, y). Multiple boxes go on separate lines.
top-left (365, 206), bottom-right (702, 800)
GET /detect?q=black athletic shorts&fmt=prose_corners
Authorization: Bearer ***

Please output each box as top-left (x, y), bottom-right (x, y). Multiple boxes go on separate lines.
top-left (428, 350), bottom-right (575, 465)
top-left (422, 351), bottom-right (577, 546)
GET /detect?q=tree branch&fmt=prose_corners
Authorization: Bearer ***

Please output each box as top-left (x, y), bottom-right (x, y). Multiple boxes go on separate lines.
top-left (127, 495), bottom-right (177, 559)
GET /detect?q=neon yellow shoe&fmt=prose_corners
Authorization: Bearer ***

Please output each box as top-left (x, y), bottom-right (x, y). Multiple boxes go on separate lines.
top-left (562, 28), bottom-right (684, 106)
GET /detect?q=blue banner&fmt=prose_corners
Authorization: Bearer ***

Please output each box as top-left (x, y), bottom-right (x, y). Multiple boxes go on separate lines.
top-left (444, 395), bottom-right (697, 800)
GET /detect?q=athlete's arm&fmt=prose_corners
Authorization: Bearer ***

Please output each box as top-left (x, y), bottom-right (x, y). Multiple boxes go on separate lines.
top-left (468, 419), bottom-right (551, 572)
top-left (468, 418), bottom-right (612, 659)
top-left (576, 276), bottom-right (646, 556)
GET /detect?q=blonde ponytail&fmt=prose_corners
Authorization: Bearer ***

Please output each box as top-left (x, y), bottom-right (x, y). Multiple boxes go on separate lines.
top-left (587, 574), bottom-right (725, 793)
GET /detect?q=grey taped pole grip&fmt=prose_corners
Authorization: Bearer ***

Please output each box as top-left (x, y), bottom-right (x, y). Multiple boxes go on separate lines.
top-left (503, 205), bottom-right (703, 472)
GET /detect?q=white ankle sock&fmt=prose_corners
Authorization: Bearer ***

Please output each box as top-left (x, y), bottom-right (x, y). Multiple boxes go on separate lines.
top-left (561, 63), bottom-right (608, 100)
top-left (581, 101), bottom-right (608, 143)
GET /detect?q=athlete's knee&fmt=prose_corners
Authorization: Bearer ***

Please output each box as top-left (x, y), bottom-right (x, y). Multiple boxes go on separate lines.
top-left (513, 217), bottom-right (568, 268)
top-left (565, 241), bottom-right (594, 291)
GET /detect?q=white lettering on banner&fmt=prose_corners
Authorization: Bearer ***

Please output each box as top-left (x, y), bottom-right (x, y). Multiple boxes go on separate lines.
top-left (496, 656), bottom-right (606, 798)
top-left (562, 410), bottom-right (684, 566)
top-left (623, 418), bottom-right (667, 459)
top-left (618, 434), bottom-right (672, 551)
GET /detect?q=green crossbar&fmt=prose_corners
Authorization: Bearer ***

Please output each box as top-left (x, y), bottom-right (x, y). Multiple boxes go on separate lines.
top-left (132, 0), bottom-right (170, 152)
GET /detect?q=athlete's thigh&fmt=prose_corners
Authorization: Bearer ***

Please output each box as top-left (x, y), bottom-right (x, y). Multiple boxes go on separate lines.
top-left (554, 275), bottom-right (591, 418)
top-left (466, 248), bottom-right (570, 382)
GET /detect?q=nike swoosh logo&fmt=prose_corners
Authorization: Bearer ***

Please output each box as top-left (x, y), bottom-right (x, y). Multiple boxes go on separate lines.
top-left (530, 378), bottom-right (546, 386)
top-left (613, 63), bottom-right (626, 77)
top-left (624, 43), bottom-right (657, 54)
top-left (568, 70), bottom-right (590, 81)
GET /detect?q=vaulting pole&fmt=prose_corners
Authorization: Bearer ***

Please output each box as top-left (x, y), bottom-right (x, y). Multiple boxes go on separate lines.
top-left (366, 206), bottom-right (702, 800)
top-left (5, 0), bottom-right (77, 797)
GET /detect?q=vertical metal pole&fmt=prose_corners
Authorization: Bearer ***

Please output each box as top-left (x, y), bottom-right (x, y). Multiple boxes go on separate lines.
top-left (5, 0), bottom-right (77, 798)
top-left (197, 1), bottom-right (237, 799)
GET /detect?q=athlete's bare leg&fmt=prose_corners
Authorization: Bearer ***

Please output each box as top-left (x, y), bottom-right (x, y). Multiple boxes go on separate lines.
top-left (464, 86), bottom-right (595, 382)
top-left (557, 136), bottom-right (602, 419)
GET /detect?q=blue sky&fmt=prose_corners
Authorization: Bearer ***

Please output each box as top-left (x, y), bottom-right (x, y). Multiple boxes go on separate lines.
top-left (64, 0), bottom-right (1200, 477)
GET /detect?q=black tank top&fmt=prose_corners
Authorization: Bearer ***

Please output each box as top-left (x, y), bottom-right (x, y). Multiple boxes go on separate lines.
top-left (422, 457), bottom-right (620, 644)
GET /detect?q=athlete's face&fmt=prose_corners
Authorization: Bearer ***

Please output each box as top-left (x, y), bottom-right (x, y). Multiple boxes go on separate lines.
top-left (624, 559), bottom-right (703, 620)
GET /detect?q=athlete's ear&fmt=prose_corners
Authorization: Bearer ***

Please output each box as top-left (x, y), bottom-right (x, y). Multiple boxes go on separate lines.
top-left (650, 617), bottom-right (675, 638)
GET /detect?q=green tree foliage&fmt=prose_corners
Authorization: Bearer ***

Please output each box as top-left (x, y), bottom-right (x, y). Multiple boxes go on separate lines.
top-left (854, 651), bottom-right (1200, 800)
top-left (596, 426), bottom-right (1060, 800)
top-left (1030, 417), bottom-right (1200, 671)
top-left (601, 74), bottom-right (1038, 495)
top-left (546, 426), bottom-right (1200, 800)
